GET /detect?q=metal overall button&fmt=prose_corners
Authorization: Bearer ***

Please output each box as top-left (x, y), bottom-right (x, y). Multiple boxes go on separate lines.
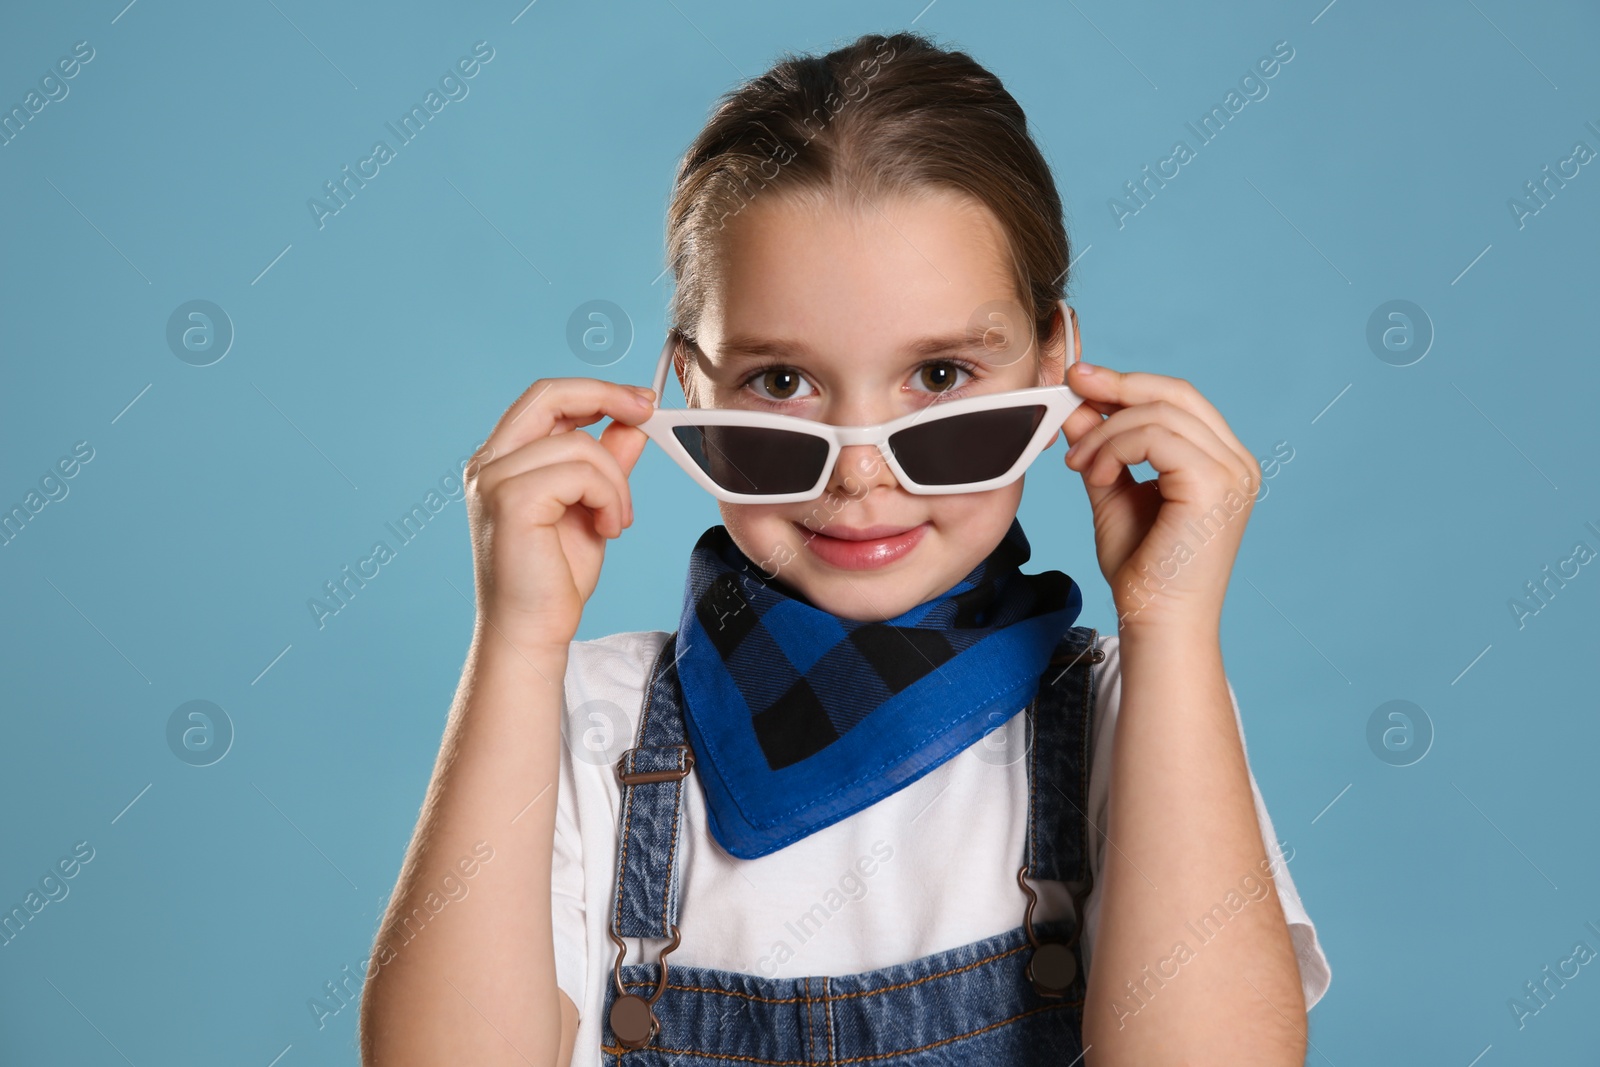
top-left (607, 923), bottom-right (681, 1049)
top-left (1017, 866), bottom-right (1080, 997)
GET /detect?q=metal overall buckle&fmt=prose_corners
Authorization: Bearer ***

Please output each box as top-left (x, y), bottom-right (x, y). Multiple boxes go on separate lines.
top-left (1017, 866), bottom-right (1085, 998)
top-left (614, 743), bottom-right (695, 785)
top-left (606, 923), bottom-right (681, 1049)
top-left (606, 743), bottom-right (694, 1048)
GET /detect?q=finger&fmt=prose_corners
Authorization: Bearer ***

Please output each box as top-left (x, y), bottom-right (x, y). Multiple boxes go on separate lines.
top-left (1046, 400), bottom-right (1115, 448)
top-left (1071, 441), bottom-right (1140, 509)
top-left (598, 418), bottom-right (650, 481)
top-left (483, 377), bottom-right (656, 461)
top-left (1065, 400), bottom-right (1244, 482)
top-left (1080, 423), bottom-right (1235, 501)
top-left (1058, 397), bottom-right (1120, 447)
top-left (1068, 363), bottom-right (1254, 472)
top-left (499, 459), bottom-right (629, 539)
top-left (474, 427), bottom-right (636, 527)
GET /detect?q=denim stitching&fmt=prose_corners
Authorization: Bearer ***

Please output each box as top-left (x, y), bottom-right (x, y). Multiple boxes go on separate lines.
top-left (1077, 630), bottom-right (1098, 886)
top-left (1027, 679), bottom-right (1040, 878)
top-left (824, 975), bottom-right (834, 1065)
top-left (662, 750), bottom-right (684, 932)
top-left (805, 975), bottom-right (815, 1064)
top-left (613, 634), bottom-right (670, 939)
top-left (613, 759), bottom-right (636, 937)
top-left (598, 1000), bottom-right (1082, 1064)
top-left (619, 940), bottom-right (1034, 1003)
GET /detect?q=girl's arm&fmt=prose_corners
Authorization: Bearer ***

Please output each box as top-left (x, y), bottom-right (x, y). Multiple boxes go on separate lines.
top-left (1085, 624), bottom-right (1305, 1063)
top-left (1059, 359), bottom-right (1307, 1063)
top-left (359, 632), bottom-right (576, 1067)
top-left (358, 376), bottom-right (657, 1066)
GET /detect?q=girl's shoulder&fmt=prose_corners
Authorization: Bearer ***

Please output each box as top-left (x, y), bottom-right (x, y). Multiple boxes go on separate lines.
top-left (564, 629), bottom-right (672, 691)
top-left (570, 627), bottom-right (673, 655)
top-left (559, 630), bottom-right (673, 774)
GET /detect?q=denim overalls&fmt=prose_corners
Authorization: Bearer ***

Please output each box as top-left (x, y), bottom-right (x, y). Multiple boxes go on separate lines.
top-left (601, 624), bottom-right (1104, 1064)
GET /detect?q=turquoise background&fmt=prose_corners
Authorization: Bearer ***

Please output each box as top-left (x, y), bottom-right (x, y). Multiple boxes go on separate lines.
top-left (2, 0), bottom-right (1597, 1063)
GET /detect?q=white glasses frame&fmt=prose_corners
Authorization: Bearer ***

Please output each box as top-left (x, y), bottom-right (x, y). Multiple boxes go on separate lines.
top-left (635, 298), bottom-right (1086, 504)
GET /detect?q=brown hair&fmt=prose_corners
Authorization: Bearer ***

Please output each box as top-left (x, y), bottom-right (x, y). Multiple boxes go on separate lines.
top-left (664, 30), bottom-right (1070, 360)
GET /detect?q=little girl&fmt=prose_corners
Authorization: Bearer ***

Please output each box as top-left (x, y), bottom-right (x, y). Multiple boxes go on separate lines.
top-left (362, 30), bottom-right (1330, 1067)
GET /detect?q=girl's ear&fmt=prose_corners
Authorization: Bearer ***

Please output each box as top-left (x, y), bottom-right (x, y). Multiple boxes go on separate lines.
top-left (1037, 305), bottom-right (1071, 387)
top-left (672, 334), bottom-right (694, 405)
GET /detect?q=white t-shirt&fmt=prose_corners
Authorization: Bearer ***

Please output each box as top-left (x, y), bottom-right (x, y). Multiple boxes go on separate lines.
top-left (552, 629), bottom-right (1331, 1062)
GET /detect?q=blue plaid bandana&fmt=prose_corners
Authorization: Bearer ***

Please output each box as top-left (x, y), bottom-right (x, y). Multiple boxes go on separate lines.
top-left (674, 518), bottom-right (1082, 859)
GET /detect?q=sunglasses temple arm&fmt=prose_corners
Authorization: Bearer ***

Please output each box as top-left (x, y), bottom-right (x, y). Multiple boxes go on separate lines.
top-left (1059, 298), bottom-right (1078, 385)
top-left (653, 332), bottom-right (677, 400)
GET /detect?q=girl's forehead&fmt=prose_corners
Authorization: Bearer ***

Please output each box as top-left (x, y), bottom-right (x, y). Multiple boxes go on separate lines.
top-left (699, 194), bottom-right (1027, 354)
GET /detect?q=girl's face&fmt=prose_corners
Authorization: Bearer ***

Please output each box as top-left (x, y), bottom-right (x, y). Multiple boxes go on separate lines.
top-left (677, 188), bottom-right (1074, 621)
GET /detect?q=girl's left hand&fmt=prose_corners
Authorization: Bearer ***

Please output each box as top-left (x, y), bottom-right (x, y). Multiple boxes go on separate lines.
top-left (1058, 360), bottom-right (1261, 632)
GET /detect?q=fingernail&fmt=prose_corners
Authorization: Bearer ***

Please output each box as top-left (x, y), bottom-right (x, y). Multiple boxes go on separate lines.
top-left (1074, 362), bottom-right (1098, 376)
top-left (631, 388), bottom-right (655, 406)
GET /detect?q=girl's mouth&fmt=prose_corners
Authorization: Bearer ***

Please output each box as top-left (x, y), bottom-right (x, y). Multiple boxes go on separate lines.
top-left (794, 521), bottom-right (930, 570)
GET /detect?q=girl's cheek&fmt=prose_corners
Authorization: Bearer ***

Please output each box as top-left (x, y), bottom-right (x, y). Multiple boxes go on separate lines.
top-left (720, 506), bottom-right (804, 580)
top-left (720, 502), bottom-right (791, 544)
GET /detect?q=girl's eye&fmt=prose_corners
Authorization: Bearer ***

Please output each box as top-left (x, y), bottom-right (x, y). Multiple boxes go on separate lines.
top-left (747, 366), bottom-right (815, 402)
top-left (914, 360), bottom-right (975, 394)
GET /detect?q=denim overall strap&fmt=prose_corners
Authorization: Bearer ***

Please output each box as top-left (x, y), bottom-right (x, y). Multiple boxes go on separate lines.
top-left (609, 631), bottom-right (694, 940)
top-left (1026, 624), bottom-right (1103, 889)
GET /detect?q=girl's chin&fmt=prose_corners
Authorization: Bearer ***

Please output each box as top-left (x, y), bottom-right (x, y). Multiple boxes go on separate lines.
top-left (783, 580), bottom-right (915, 622)
top-left (779, 542), bottom-right (953, 621)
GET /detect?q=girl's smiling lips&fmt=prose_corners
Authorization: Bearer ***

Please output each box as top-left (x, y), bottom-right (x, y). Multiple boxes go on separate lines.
top-left (794, 521), bottom-right (930, 569)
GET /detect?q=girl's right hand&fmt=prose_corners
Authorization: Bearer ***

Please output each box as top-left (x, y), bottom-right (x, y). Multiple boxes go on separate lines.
top-left (464, 376), bottom-right (657, 653)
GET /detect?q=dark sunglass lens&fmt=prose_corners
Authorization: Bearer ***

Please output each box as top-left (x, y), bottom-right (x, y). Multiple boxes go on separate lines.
top-left (889, 405), bottom-right (1047, 486)
top-left (672, 424), bottom-right (829, 495)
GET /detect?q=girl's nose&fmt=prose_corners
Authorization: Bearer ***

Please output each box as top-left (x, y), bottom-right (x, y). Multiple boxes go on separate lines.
top-left (824, 443), bottom-right (900, 500)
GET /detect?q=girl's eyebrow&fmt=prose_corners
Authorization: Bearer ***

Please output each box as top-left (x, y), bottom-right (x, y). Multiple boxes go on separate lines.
top-left (906, 332), bottom-right (1013, 361)
top-left (716, 336), bottom-right (809, 361)
top-left (716, 332), bottom-right (1007, 364)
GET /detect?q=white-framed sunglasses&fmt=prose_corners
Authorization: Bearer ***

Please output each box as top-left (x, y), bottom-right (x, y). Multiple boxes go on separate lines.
top-left (636, 298), bottom-right (1086, 504)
